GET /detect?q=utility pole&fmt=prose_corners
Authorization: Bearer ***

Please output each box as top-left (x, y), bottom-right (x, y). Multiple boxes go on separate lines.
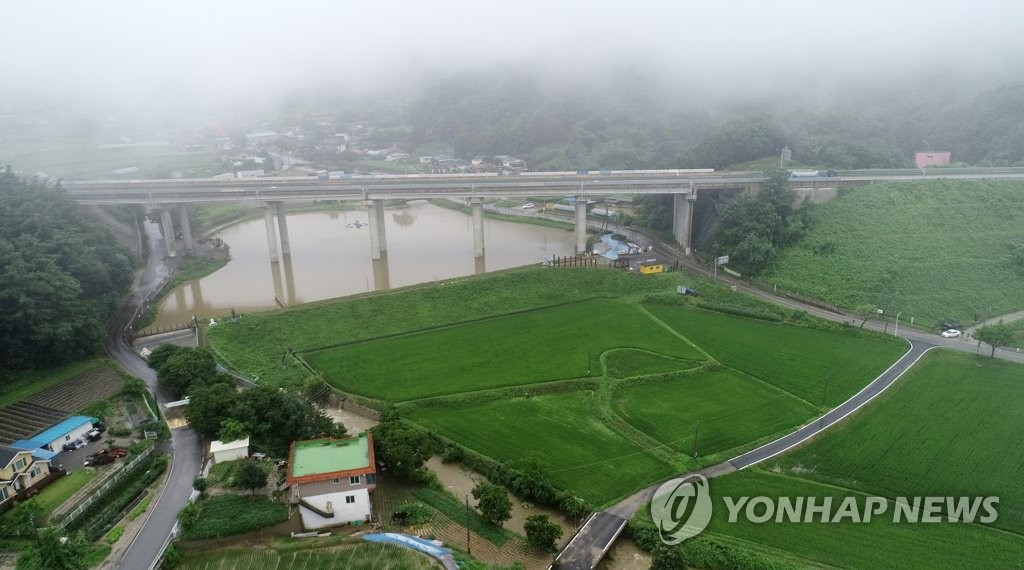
top-left (465, 494), bottom-right (471, 555)
top-left (822, 375), bottom-right (830, 407)
top-left (895, 312), bottom-right (902, 337)
top-left (587, 348), bottom-right (592, 375)
top-left (692, 422), bottom-right (700, 458)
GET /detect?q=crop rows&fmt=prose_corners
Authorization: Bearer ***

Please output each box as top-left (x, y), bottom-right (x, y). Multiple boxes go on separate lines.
top-left (0, 402), bottom-right (68, 445)
top-left (24, 366), bottom-right (124, 413)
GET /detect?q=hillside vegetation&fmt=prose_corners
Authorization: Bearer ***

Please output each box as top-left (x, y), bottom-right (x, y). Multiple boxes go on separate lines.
top-left (764, 179), bottom-right (1024, 327)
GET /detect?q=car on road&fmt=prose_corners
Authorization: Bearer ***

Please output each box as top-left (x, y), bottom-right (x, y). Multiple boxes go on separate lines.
top-left (521, 202), bottom-right (535, 209)
top-left (941, 329), bottom-right (962, 338)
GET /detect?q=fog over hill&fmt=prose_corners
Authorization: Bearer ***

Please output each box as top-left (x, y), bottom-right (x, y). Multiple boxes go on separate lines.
top-left (2, 0), bottom-right (1022, 119)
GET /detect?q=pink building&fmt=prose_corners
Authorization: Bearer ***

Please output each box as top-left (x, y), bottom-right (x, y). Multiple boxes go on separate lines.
top-left (915, 152), bottom-right (951, 169)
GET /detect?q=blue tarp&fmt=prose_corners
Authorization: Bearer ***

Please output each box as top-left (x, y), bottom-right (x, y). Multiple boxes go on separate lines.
top-left (28, 416), bottom-right (97, 446)
top-left (362, 533), bottom-right (456, 568)
top-left (595, 233), bottom-right (630, 260)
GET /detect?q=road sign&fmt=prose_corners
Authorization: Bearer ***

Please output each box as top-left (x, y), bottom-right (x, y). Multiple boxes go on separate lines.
top-left (716, 255), bottom-right (730, 266)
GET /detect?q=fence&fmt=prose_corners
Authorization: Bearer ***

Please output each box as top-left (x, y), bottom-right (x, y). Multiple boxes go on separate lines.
top-left (59, 446), bottom-right (155, 529)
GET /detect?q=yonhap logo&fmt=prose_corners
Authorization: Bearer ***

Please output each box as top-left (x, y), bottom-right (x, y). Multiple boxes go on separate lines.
top-left (650, 475), bottom-right (713, 545)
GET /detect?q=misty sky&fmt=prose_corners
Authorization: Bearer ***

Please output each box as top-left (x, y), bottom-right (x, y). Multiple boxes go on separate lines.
top-left (3, 0), bottom-right (1022, 114)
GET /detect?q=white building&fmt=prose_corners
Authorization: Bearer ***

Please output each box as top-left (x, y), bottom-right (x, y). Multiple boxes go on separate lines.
top-left (210, 438), bottom-right (249, 464)
top-left (286, 433), bottom-right (376, 529)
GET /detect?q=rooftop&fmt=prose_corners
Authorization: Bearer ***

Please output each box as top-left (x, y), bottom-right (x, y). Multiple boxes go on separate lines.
top-left (29, 416), bottom-right (97, 445)
top-left (288, 433), bottom-right (374, 484)
top-left (210, 437), bottom-right (249, 454)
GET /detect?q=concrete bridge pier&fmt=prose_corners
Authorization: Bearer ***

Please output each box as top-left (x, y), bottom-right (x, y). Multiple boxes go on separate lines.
top-left (575, 197), bottom-right (587, 255)
top-left (263, 206), bottom-right (280, 262)
top-left (470, 198), bottom-right (485, 257)
top-left (159, 208), bottom-right (177, 258)
top-left (275, 201), bottom-right (291, 256)
top-left (372, 254), bottom-right (391, 291)
top-left (672, 188), bottom-right (697, 254)
top-left (366, 199), bottom-right (387, 260)
top-left (282, 253), bottom-right (298, 305)
top-left (177, 204), bottom-right (194, 253)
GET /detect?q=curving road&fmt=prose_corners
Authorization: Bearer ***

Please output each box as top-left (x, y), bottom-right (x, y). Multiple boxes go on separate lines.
top-left (105, 221), bottom-right (203, 570)
top-left (552, 225), bottom-right (1024, 568)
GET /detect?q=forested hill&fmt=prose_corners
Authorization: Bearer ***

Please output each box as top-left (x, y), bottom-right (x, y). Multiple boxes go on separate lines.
top-left (0, 169), bottom-right (134, 374)
top-left (405, 66), bottom-right (1024, 171)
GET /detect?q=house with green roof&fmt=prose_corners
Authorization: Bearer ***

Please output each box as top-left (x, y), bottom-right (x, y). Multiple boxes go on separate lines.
top-left (285, 432), bottom-right (376, 529)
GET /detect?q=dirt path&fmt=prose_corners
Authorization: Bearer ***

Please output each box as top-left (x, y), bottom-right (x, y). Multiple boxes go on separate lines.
top-left (965, 309), bottom-right (1024, 334)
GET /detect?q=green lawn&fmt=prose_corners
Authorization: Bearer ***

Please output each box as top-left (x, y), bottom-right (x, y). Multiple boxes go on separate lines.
top-left (603, 349), bottom-right (702, 378)
top-left (34, 469), bottom-right (98, 520)
top-left (615, 369), bottom-right (817, 459)
top-left (644, 303), bottom-right (907, 406)
top-left (209, 268), bottom-right (685, 389)
top-left (408, 391), bottom-right (675, 505)
top-left (305, 300), bottom-right (704, 401)
top-left (764, 180), bottom-right (1024, 328)
top-left (766, 349), bottom-right (1024, 534)
top-left (181, 494), bottom-right (289, 540)
top-left (0, 138), bottom-right (222, 180)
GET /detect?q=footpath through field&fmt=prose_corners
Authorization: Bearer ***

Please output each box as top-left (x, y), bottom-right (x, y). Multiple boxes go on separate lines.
top-left (964, 309), bottom-right (1024, 336)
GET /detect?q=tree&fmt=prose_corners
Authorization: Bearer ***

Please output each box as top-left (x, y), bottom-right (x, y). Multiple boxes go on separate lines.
top-left (182, 383), bottom-right (238, 438)
top-left (157, 348), bottom-right (218, 398)
top-left (853, 304), bottom-right (877, 328)
top-left (651, 544), bottom-right (688, 570)
top-left (237, 461), bottom-right (268, 495)
top-left (218, 418), bottom-right (249, 443)
top-left (472, 482), bottom-right (512, 527)
top-left (371, 415), bottom-right (435, 479)
top-left (975, 322), bottom-right (1015, 358)
top-left (33, 528), bottom-right (89, 570)
top-left (524, 514), bottom-right (563, 552)
top-left (177, 501), bottom-right (201, 531)
top-left (192, 477), bottom-right (208, 499)
top-left (146, 344), bottom-right (184, 374)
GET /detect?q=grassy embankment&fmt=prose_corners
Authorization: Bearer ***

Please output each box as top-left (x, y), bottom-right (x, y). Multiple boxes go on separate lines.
top-left (211, 268), bottom-right (904, 506)
top-left (631, 350), bottom-right (1024, 569)
top-left (765, 179), bottom-right (1024, 329)
top-left (175, 541), bottom-right (439, 570)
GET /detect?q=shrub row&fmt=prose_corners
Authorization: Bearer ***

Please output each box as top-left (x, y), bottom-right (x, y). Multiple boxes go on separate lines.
top-left (630, 516), bottom-right (795, 570)
top-left (437, 438), bottom-right (589, 519)
top-left (67, 453), bottom-right (168, 541)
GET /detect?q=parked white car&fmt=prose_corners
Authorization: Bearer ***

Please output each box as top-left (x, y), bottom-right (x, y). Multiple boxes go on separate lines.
top-left (521, 202), bottom-right (535, 209)
top-left (941, 329), bottom-right (961, 338)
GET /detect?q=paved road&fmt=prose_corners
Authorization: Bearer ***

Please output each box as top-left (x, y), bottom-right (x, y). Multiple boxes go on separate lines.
top-left (551, 225), bottom-right (1024, 567)
top-left (105, 221), bottom-right (203, 570)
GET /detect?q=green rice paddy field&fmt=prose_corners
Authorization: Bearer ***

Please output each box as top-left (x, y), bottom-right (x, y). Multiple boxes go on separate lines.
top-left (631, 350), bottom-right (1024, 568)
top-left (304, 299), bottom-right (704, 400)
top-left (276, 270), bottom-right (907, 506)
top-left (407, 390), bottom-right (677, 504)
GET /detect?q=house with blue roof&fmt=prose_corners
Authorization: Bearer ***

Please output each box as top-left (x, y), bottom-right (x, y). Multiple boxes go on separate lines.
top-left (25, 416), bottom-right (98, 453)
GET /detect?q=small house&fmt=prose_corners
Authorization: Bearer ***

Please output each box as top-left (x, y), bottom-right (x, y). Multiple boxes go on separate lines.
top-left (210, 437), bottom-right (249, 464)
top-left (286, 433), bottom-right (376, 530)
top-left (0, 445), bottom-right (52, 510)
top-left (638, 262), bottom-right (665, 275)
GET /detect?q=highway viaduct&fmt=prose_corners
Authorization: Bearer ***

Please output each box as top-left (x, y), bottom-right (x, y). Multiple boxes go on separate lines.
top-left (64, 171), bottom-right (764, 262)
top-left (64, 168), bottom-right (1024, 267)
